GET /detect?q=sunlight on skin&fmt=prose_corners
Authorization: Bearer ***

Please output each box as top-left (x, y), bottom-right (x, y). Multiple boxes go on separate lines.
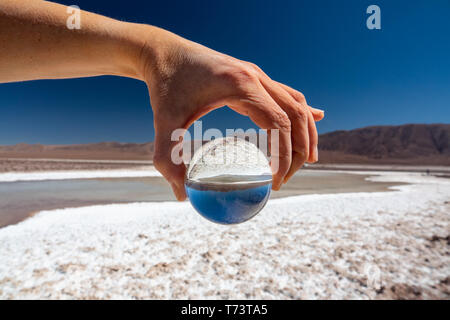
top-left (0, 0), bottom-right (324, 200)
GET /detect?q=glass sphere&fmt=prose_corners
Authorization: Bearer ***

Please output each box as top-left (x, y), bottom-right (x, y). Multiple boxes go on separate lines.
top-left (185, 137), bottom-right (272, 224)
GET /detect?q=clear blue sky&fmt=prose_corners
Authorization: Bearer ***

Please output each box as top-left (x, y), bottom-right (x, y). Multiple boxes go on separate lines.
top-left (1, 0), bottom-right (449, 145)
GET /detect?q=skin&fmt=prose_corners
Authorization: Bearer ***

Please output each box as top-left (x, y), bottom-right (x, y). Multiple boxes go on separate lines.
top-left (0, 0), bottom-right (324, 200)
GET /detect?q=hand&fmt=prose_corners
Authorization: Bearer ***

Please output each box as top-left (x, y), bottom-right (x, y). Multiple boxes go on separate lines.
top-left (138, 27), bottom-right (325, 200)
top-left (0, 1), bottom-right (324, 201)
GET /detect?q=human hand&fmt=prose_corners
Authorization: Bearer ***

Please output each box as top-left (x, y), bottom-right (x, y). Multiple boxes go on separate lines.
top-left (138, 27), bottom-right (324, 200)
top-left (0, 0), bottom-right (323, 201)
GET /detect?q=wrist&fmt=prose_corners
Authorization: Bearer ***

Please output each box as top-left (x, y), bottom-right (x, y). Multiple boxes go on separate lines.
top-left (104, 21), bottom-right (145, 80)
top-left (116, 23), bottom-right (172, 83)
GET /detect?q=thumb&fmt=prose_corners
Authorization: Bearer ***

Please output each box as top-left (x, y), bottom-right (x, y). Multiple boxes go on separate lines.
top-left (153, 127), bottom-right (187, 201)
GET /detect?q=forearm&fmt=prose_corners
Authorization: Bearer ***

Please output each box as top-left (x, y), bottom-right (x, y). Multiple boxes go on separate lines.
top-left (0, 0), bottom-right (154, 83)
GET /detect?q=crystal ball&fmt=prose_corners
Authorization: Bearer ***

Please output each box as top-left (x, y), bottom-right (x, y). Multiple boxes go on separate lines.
top-left (185, 137), bottom-right (272, 224)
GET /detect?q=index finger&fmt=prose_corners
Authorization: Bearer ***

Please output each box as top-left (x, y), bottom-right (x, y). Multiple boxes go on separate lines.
top-left (227, 90), bottom-right (292, 190)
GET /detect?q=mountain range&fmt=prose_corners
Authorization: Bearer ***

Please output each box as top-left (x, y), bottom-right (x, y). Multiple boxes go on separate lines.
top-left (0, 124), bottom-right (448, 165)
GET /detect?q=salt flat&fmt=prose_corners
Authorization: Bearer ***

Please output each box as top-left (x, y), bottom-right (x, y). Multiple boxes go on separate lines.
top-left (0, 167), bottom-right (161, 182)
top-left (0, 171), bottom-right (448, 299)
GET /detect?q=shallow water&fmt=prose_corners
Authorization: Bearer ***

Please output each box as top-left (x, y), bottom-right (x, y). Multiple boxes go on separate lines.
top-left (0, 177), bottom-right (174, 227)
top-left (0, 170), bottom-right (399, 228)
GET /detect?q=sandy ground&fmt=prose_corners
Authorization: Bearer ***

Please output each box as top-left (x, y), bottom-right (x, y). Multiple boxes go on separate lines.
top-left (2, 158), bottom-right (449, 175)
top-left (0, 158), bottom-right (151, 173)
top-left (0, 171), bottom-right (449, 299)
top-left (309, 163), bottom-right (450, 175)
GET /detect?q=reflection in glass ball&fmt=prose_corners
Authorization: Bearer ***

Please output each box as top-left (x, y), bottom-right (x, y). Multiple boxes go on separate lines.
top-left (185, 137), bottom-right (272, 224)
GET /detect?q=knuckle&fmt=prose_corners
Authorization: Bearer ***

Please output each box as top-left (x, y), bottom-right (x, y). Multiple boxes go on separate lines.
top-left (220, 64), bottom-right (258, 88)
top-left (291, 105), bottom-right (308, 123)
top-left (292, 91), bottom-right (306, 104)
top-left (278, 148), bottom-right (292, 159)
top-left (247, 62), bottom-right (263, 74)
top-left (298, 149), bottom-right (309, 161)
top-left (235, 66), bottom-right (258, 82)
top-left (272, 111), bottom-right (291, 131)
top-left (292, 138), bottom-right (309, 156)
top-left (303, 152), bottom-right (310, 163)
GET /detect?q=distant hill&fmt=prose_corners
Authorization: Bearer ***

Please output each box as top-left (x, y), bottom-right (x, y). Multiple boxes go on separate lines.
top-left (0, 124), bottom-right (448, 165)
top-left (318, 124), bottom-right (449, 165)
top-left (0, 142), bottom-right (154, 161)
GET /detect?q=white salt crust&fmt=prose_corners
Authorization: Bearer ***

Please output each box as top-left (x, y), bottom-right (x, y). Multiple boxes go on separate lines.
top-left (0, 171), bottom-right (449, 299)
top-left (0, 167), bottom-right (161, 182)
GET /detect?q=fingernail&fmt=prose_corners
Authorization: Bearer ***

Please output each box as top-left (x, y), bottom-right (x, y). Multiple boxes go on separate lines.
top-left (311, 107), bottom-right (325, 113)
top-left (314, 145), bottom-right (319, 162)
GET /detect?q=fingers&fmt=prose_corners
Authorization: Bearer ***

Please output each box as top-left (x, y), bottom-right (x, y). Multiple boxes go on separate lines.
top-left (270, 80), bottom-right (324, 121)
top-left (247, 66), bottom-right (324, 122)
top-left (153, 124), bottom-right (187, 201)
top-left (283, 151), bottom-right (306, 183)
top-left (281, 109), bottom-right (318, 183)
top-left (227, 87), bottom-right (292, 190)
top-left (275, 81), bottom-right (320, 163)
top-left (268, 126), bottom-right (292, 190)
top-left (306, 109), bottom-right (318, 163)
top-left (258, 77), bottom-right (311, 183)
top-left (256, 74), bottom-right (325, 184)
top-left (259, 77), bottom-right (310, 156)
top-left (308, 106), bottom-right (325, 122)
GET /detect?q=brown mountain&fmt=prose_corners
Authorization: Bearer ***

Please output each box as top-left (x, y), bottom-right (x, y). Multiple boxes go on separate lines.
top-left (0, 142), bottom-right (154, 161)
top-left (0, 124), bottom-right (448, 165)
top-left (318, 124), bottom-right (450, 165)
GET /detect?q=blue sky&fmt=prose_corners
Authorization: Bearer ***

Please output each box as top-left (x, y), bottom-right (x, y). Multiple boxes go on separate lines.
top-left (1, 0), bottom-right (449, 145)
